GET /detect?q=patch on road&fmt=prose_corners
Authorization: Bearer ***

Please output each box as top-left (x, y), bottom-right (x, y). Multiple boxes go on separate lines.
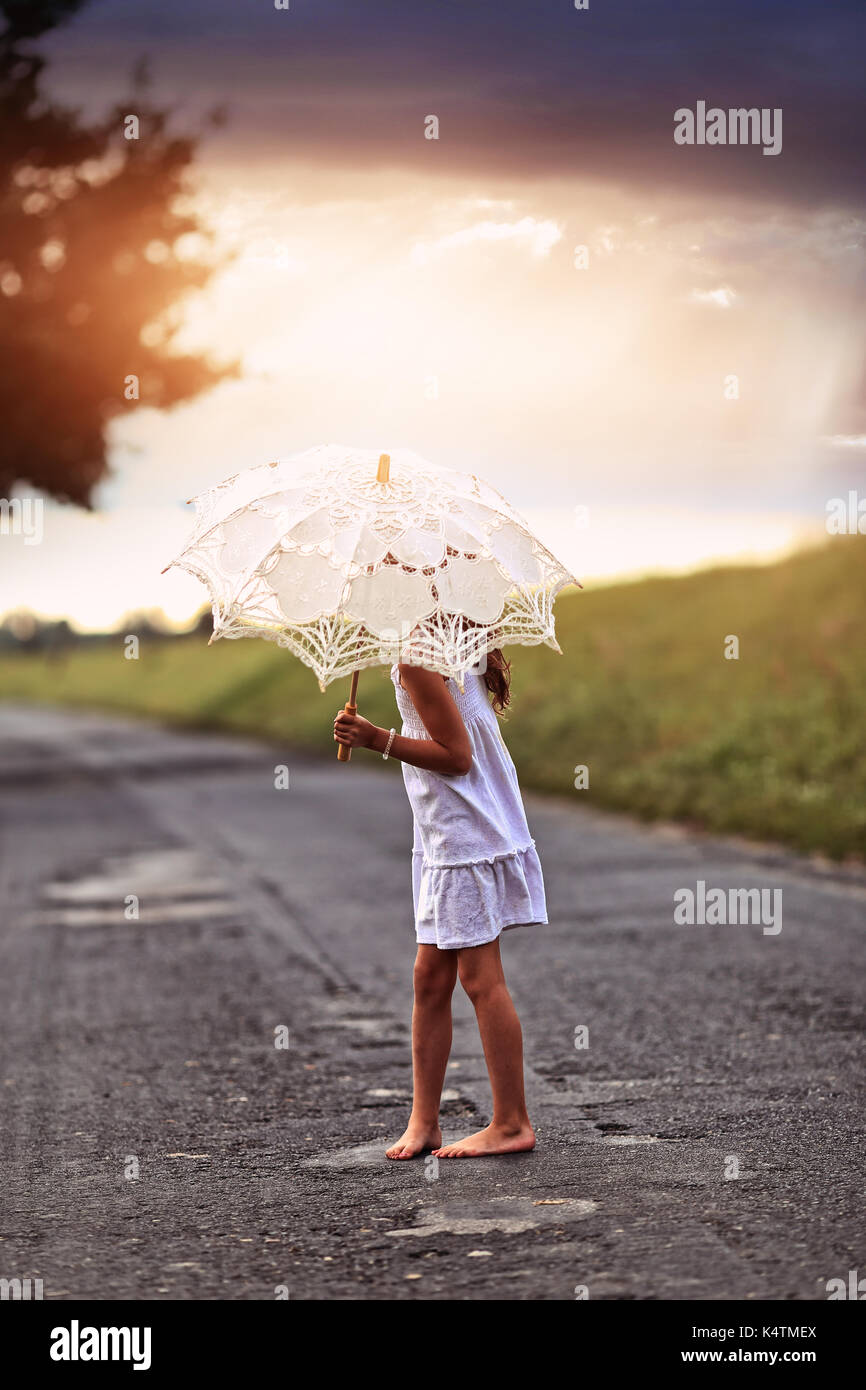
top-left (28, 848), bottom-right (235, 927)
top-left (601, 1134), bottom-right (663, 1145)
top-left (303, 1140), bottom-right (394, 1169)
top-left (386, 1196), bottom-right (597, 1238)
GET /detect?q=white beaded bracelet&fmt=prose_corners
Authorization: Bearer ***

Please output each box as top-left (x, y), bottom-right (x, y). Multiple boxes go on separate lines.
top-left (382, 727), bottom-right (396, 760)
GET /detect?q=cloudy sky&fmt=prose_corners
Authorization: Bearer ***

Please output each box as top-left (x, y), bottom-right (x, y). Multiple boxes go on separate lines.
top-left (6, 0), bottom-right (866, 628)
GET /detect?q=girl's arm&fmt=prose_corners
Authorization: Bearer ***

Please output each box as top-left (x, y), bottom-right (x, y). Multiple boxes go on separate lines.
top-left (333, 663), bottom-right (472, 776)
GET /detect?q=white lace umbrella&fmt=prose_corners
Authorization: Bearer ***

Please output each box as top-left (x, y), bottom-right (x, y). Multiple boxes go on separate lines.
top-left (163, 445), bottom-right (580, 760)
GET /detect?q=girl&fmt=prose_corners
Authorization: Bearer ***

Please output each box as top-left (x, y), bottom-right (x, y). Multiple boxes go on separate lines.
top-left (333, 650), bottom-right (547, 1160)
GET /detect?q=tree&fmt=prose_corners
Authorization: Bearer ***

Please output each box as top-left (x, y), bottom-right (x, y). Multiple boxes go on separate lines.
top-left (0, 0), bottom-right (237, 506)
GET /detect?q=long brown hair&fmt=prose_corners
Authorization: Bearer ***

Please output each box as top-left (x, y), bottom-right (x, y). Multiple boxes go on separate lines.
top-left (483, 647), bottom-right (511, 716)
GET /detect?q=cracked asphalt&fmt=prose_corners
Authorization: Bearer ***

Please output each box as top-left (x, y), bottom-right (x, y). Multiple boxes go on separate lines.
top-left (0, 704), bottom-right (863, 1301)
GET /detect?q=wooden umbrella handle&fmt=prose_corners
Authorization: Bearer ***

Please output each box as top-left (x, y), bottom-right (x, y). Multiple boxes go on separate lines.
top-left (337, 461), bottom-right (387, 761)
top-left (337, 669), bottom-right (361, 762)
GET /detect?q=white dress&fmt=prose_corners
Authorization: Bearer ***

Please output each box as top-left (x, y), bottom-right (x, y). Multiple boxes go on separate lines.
top-left (390, 664), bottom-right (548, 950)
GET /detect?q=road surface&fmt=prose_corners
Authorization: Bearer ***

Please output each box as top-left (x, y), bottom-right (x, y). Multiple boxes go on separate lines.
top-left (0, 704), bottom-right (863, 1300)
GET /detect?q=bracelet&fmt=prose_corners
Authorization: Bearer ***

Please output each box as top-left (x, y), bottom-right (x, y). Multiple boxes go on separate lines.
top-left (382, 728), bottom-right (396, 760)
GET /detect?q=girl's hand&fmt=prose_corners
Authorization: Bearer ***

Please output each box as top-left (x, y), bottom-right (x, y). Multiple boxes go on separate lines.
top-left (333, 709), bottom-right (377, 751)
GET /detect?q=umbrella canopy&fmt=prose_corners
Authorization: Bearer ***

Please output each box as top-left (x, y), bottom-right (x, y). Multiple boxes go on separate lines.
top-left (164, 445), bottom-right (580, 691)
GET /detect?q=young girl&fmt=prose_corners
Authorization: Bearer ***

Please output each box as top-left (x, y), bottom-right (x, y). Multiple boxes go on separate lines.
top-left (333, 650), bottom-right (547, 1160)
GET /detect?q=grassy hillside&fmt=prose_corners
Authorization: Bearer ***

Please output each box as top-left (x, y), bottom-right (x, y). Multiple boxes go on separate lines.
top-left (3, 539), bottom-right (865, 859)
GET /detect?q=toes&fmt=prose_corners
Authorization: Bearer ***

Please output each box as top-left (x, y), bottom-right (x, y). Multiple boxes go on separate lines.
top-left (388, 1139), bottom-right (426, 1159)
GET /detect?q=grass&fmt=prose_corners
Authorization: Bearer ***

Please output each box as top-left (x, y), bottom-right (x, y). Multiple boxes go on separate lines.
top-left (3, 538), bottom-right (865, 860)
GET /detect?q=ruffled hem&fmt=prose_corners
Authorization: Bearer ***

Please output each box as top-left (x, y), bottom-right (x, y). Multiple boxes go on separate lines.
top-left (412, 842), bottom-right (548, 950)
top-left (411, 839), bottom-right (538, 870)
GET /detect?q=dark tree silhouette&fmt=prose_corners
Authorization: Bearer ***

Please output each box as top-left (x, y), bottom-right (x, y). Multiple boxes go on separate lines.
top-left (0, 0), bottom-right (237, 506)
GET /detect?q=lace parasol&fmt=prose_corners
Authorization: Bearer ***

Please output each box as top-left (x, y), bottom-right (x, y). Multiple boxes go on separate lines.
top-left (163, 445), bottom-right (580, 754)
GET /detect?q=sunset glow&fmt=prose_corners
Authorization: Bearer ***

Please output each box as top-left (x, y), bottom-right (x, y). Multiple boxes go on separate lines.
top-left (3, 1), bottom-right (864, 629)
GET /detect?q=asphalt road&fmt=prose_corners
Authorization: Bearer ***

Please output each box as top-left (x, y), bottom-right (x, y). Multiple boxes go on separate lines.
top-left (0, 704), bottom-right (863, 1301)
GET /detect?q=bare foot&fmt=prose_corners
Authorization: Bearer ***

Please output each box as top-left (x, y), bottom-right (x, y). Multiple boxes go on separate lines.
top-left (386, 1121), bottom-right (442, 1160)
top-left (433, 1121), bottom-right (536, 1158)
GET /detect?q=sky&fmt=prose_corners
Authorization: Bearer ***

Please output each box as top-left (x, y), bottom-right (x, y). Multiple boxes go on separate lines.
top-left (4, 0), bottom-right (866, 629)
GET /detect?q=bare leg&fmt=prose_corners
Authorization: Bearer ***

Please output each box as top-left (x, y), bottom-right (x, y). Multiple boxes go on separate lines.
top-left (386, 944), bottom-right (458, 1159)
top-left (433, 937), bottom-right (535, 1158)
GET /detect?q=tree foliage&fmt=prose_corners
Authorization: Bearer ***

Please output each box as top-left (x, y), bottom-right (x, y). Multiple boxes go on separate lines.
top-left (0, 0), bottom-right (237, 506)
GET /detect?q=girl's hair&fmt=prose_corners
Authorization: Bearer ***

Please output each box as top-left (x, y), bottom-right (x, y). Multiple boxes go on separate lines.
top-left (483, 647), bottom-right (511, 715)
